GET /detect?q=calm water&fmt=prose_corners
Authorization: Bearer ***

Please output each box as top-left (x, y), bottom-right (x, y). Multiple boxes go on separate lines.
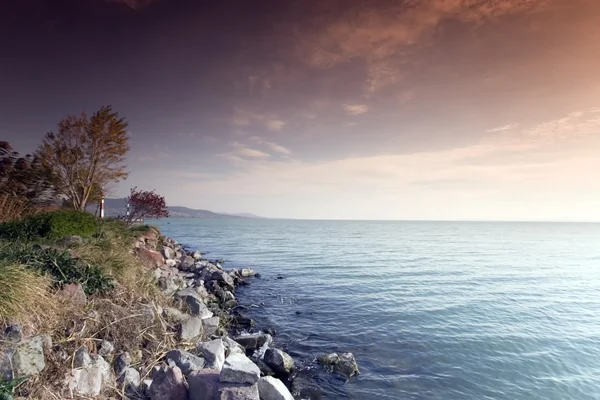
top-left (151, 218), bottom-right (600, 400)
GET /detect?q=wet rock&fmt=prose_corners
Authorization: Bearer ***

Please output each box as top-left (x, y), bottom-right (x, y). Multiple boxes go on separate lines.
top-left (255, 359), bottom-right (275, 377)
top-left (202, 316), bottom-right (220, 337)
top-left (220, 353), bottom-right (261, 385)
top-left (0, 335), bottom-right (50, 380)
top-left (234, 333), bottom-right (272, 351)
top-left (240, 268), bottom-right (255, 277)
top-left (180, 317), bottom-right (204, 342)
top-left (264, 348), bottom-right (294, 377)
top-left (197, 339), bottom-right (226, 371)
top-left (210, 270), bottom-right (235, 290)
top-left (58, 283), bottom-right (87, 307)
top-left (165, 349), bottom-right (205, 376)
top-left (98, 340), bottom-right (114, 357)
top-left (114, 352), bottom-right (132, 376)
top-left (162, 246), bottom-right (176, 260)
top-left (319, 352), bottom-right (359, 378)
top-left (3, 325), bottom-right (22, 343)
top-left (258, 376), bottom-right (294, 400)
top-left (219, 383), bottom-right (259, 400)
top-left (147, 365), bottom-right (188, 400)
top-left (188, 369), bottom-right (220, 400)
top-left (68, 347), bottom-right (114, 397)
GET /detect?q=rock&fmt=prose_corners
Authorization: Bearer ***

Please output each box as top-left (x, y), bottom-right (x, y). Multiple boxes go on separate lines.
top-left (163, 307), bottom-right (189, 323)
top-left (222, 337), bottom-right (246, 357)
top-left (220, 353), bottom-right (261, 385)
top-left (114, 352), bottom-right (132, 375)
top-left (240, 268), bottom-right (255, 278)
top-left (98, 340), bottom-right (114, 357)
top-left (147, 365), bottom-right (188, 400)
top-left (58, 283), bottom-right (87, 307)
top-left (234, 333), bottom-right (272, 351)
top-left (258, 376), bottom-right (294, 400)
top-left (180, 316), bottom-right (203, 342)
top-left (219, 383), bottom-right (260, 400)
top-left (117, 367), bottom-right (141, 393)
top-left (197, 339), bottom-right (225, 371)
top-left (175, 288), bottom-right (213, 318)
top-left (264, 348), bottom-right (294, 377)
top-left (232, 315), bottom-right (254, 329)
top-left (165, 349), bottom-right (205, 376)
top-left (255, 359), bottom-right (275, 377)
top-left (68, 347), bottom-right (114, 397)
top-left (158, 276), bottom-right (180, 296)
top-left (137, 247), bottom-right (165, 268)
top-left (165, 259), bottom-right (177, 268)
top-left (57, 235), bottom-right (83, 246)
top-left (3, 325), bottom-right (22, 343)
top-left (319, 352), bottom-right (359, 378)
top-left (210, 270), bottom-right (235, 290)
top-left (0, 335), bottom-right (50, 380)
top-left (179, 255), bottom-right (195, 271)
top-left (162, 246), bottom-right (176, 260)
top-left (202, 316), bottom-right (220, 337)
top-left (188, 369), bottom-right (220, 400)
top-left (191, 251), bottom-right (202, 260)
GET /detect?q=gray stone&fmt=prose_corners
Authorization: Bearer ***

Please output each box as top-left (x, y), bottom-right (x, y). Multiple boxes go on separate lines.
top-left (222, 337), bottom-right (246, 357)
top-left (179, 255), bottom-right (195, 271)
top-left (114, 352), bottom-right (132, 375)
top-left (258, 376), bottom-right (294, 400)
top-left (220, 353), bottom-right (261, 385)
top-left (210, 270), bottom-right (235, 290)
top-left (175, 288), bottom-right (213, 318)
top-left (202, 316), bottom-right (220, 337)
top-left (188, 369), bottom-right (220, 400)
top-left (234, 333), bottom-right (272, 351)
top-left (319, 352), bottom-right (359, 378)
top-left (68, 348), bottom-right (114, 397)
top-left (219, 383), bottom-right (260, 400)
top-left (240, 268), bottom-right (255, 278)
top-left (117, 367), bottom-right (141, 393)
top-left (162, 246), bottom-right (176, 260)
top-left (159, 276), bottom-right (181, 296)
top-left (166, 259), bottom-right (177, 268)
top-left (180, 316), bottom-right (203, 342)
top-left (163, 307), bottom-right (189, 323)
top-left (98, 340), bottom-right (115, 357)
top-left (165, 349), bottom-right (205, 376)
top-left (197, 339), bottom-right (226, 371)
top-left (0, 335), bottom-right (50, 380)
top-left (3, 325), bottom-right (22, 343)
top-left (147, 365), bottom-right (187, 400)
top-left (191, 251), bottom-right (202, 260)
top-left (264, 348), bottom-right (294, 377)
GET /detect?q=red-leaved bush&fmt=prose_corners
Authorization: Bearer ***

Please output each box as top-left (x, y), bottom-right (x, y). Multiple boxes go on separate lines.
top-left (126, 187), bottom-right (168, 225)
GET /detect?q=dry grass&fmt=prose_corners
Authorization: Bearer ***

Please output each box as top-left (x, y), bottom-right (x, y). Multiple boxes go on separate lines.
top-left (0, 261), bottom-right (58, 331)
top-left (0, 195), bottom-right (28, 223)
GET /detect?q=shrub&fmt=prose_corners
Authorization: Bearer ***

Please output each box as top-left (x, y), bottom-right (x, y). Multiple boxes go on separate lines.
top-left (0, 244), bottom-right (114, 295)
top-left (0, 209), bottom-right (97, 241)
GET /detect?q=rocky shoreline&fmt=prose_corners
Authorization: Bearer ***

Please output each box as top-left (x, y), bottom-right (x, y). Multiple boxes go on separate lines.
top-left (0, 228), bottom-right (358, 400)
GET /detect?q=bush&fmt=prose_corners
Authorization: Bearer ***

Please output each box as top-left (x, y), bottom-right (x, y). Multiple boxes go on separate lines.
top-left (0, 244), bottom-right (114, 295)
top-left (0, 209), bottom-right (97, 240)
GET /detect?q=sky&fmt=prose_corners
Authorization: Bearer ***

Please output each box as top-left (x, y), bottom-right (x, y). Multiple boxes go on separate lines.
top-left (1, 0), bottom-right (599, 221)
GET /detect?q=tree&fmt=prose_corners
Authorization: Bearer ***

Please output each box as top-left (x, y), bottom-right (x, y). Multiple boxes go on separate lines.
top-left (37, 106), bottom-right (130, 211)
top-left (126, 187), bottom-right (169, 226)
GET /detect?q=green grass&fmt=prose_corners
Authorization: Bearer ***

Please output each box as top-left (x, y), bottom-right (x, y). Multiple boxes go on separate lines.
top-left (0, 210), bottom-right (97, 241)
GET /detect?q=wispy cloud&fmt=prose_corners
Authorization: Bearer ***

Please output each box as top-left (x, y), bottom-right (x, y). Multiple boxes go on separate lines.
top-left (264, 141), bottom-right (291, 155)
top-left (344, 104), bottom-right (368, 115)
top-left (232, 108), bottom-right (285, 131)
top-left (487, 124), bottom-right (518, 132)
top-left (266, 119), bottom-right (285, 131)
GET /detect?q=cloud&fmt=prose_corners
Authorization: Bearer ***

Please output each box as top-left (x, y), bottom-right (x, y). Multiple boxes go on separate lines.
top-left (264, 141), bottom-right (292, 155)
top-left (266, 119), bottom-right (286, 131)
top-left (487, 124), bottom-right (519, 132)
top-left (227, 141), bottom-right (270, 159)
top-left (232, 108), bottom-right (285, 131)
top-left (344, 104), bottom-right (368, 115)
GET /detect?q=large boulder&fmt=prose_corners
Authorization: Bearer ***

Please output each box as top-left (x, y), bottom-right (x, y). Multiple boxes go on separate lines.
top-left (240, 268), bottom-right (255, 278)
top-left (220, 353), bottom-right (261, 385)
top-left (0, 335), bottom-right (51, 380)
top-left (319, 352), bottom-right (359, 378)
top-left (264, 348), bottom-right (294, 377)
top-left (175, 288), bottom-right (213, 318)
top-left (162, 246), bottom-right (176, 260)
top-left (179, 255), bottom-right (195, 271)
top-left (188, 369), bottom-right (220, 400)
top-left (219, 383), bottom-right (259, 400)
top-left (67, 347), bottom-right (114, 397)
top-left (202, 317), bottom-right (220, 337)
top-left (222, 337), bottom-right (245, 357)
top-left (210, 270), bottom-right (235, 290)
top-left (180, 317), bottom-right (204, 342)
top-left (258, 376), bottom-right (294, 400)
top-left (234, 333), bottom-right (272, 351)
top-left (197, 339), bottom-right (225, 371)
top-left (147, 365), bottom-right (188, 400)
top-left (165, 349), bottom-right (205, 376)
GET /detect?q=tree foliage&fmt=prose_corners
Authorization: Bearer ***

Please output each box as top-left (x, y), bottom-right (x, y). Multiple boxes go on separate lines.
top-left (126, 187), bottom-right (169, 225)
top-left (36, 106), bottom-right (130, 211)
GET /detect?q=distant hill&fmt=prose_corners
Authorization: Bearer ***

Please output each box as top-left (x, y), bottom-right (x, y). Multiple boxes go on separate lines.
top-left (88, 198), bottom-right (262, 219)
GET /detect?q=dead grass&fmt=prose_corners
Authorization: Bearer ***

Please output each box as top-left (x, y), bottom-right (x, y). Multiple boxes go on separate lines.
top-left (0, 195), bottom-right (28, 223)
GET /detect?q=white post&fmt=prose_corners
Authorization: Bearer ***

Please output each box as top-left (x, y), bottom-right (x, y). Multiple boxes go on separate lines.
top-left (100, 195), bottom-right (105, 219)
